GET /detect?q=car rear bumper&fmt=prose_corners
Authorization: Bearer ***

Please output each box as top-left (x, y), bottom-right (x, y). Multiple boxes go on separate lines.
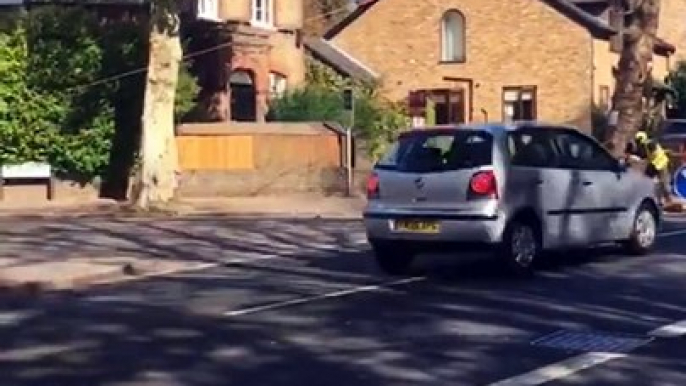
top-left (363, 211), bottom-right (506, 245)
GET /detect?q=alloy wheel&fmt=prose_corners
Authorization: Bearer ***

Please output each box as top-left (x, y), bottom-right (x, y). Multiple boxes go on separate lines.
top-left (635, 210), bottom-right (656, 249)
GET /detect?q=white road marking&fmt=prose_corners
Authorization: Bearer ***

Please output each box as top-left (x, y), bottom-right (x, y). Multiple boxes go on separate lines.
top-left (224, 276), bottom-right (425, 317)
top-left (0, 311), bottom-right (37, 326)
top-left (648, 320), bottom-right (686, 338)
top-left (487, 352), bottom-right (626, 386)
top-left (224, 254), bottom-right (280, 265)
top-left (657, 228), bottom-right (686, 238)
top-left (85, 225), bottom-right (682, 287)
top-left (0, 341), bottom-right (97, 361)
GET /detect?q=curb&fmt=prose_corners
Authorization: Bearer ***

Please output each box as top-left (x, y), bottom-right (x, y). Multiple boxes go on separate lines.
top-left (173, 210), bottom-right (363, 220)
top-left (0, 203), bottom-right (124, 219)
top-left (0, 263), bottom-right (134, 297)
top-left (0, 207), bottom-right (364, 221)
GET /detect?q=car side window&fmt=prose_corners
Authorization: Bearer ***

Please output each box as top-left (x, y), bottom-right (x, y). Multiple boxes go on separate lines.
top-left (508, 131), bottom-right (558, 168)
top-left (553, 131), bottom-right (616, 170)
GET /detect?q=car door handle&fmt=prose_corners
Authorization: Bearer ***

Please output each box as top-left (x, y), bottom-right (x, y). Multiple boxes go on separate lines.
top-left (581, 181), bottom-right (593, 186)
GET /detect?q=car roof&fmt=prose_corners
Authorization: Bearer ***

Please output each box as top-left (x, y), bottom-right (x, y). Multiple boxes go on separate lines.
top-left (403, 121), bottom-right (579, 136)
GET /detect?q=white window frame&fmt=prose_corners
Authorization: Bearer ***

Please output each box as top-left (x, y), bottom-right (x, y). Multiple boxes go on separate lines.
top-left (196, 0), bottom-right (220, 21)
top-left (502, 87), bottom-right (537, 122)
top-left (251, 0), bottom-right (274, 28)
top-left (269, 72), bottom-right (287, 99)
top-left (440, 10), bottom-right (466, 62)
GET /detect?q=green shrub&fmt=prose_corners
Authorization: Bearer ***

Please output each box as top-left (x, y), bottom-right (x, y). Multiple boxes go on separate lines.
top-left (269, 60), bottom-right (409, 159)
top-left (268, 86), bottom-right (344, 122)
top-left (0, 6), bottom-right (199, 182)
top-left (0, 26), bottom-right (68, 167)
top-left (268, 84), bottom-right (408, 159)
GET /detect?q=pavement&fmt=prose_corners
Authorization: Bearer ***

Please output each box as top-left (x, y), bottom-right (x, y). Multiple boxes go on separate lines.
top-left (1, 214), bottom-right (686, 385)
top-left (0, 196), bottom-right (365, 292)
top-left (0, 195), bottom-right (365, 292)
top-left (0, 195), bottom-right (366, 219)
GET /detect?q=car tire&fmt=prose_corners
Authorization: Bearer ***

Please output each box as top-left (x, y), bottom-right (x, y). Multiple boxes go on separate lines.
top-left (497, 219), bottom-right (540, 278)
top-left (371, 241), bottom-right (415, 276)
top-left (622, 203), bottom-right (658, 256)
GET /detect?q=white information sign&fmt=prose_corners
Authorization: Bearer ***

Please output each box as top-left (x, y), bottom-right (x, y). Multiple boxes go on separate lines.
top-left (0, 162), bottom-right (52, 179)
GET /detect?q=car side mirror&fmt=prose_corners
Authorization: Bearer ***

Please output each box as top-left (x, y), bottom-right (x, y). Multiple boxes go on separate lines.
top-left (615, 158), bottom-right (628, 173)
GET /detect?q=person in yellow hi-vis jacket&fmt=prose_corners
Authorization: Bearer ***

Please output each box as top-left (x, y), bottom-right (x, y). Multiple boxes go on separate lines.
top-left (627, 131), bottom-right (672, 205)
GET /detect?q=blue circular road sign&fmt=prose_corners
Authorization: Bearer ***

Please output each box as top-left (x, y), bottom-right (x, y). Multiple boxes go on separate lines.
top-left (673, 166), bottom-right (686, 198)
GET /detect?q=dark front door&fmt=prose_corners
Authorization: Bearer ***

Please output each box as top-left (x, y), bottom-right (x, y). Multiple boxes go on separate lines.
top-left (229, 70), bottom-right (256, 121)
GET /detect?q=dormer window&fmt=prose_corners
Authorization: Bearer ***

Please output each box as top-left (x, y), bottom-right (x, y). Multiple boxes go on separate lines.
top-left (440, 9), bottom-right (466, 63)
top-left (196, 0), bottom-right (219, 21)
top-left (251, 0), bottom-right (273, 27)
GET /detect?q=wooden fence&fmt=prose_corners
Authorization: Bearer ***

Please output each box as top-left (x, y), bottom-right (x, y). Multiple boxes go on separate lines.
top-left (175, 122), bottom-right (343, 171)
top-left (177, 135), bottom-right (255, 170)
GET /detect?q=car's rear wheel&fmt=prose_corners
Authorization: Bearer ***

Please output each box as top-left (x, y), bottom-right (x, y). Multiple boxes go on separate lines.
top-left (371, 241), bottom-right (415, 275)
top-left (622, 202), bottom-right (658, 255)
top-left (497, 220), bottom-right (540, 278)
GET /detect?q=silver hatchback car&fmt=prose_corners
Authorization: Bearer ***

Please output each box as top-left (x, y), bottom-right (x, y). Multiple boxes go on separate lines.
top-left (363, 122), bottom-right (661, 276)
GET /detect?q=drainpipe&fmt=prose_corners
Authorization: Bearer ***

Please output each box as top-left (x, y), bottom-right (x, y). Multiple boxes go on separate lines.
top-left (442, 76), bottom-right (474, 122)
top-left (590, 35), bottom-right (596, 134)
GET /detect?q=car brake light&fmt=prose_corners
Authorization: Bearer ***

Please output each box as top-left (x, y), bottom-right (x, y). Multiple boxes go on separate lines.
top-left (468, 170), bottom-right (497, 199)
top-left (366, 172), bottom-right (380, 199)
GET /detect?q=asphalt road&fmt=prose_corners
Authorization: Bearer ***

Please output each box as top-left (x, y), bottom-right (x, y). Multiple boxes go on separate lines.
top-left (1, 215), bottom-right (686, 386)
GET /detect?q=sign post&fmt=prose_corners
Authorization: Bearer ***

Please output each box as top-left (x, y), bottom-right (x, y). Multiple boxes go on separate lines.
top-left (673, 165), bottom-right (686, 199)
top-left (343, 88), bottom-right (354, 196)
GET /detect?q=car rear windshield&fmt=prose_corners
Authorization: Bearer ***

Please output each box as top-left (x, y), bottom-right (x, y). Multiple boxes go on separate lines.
top-left (375, 130), bottom-right (493, 172)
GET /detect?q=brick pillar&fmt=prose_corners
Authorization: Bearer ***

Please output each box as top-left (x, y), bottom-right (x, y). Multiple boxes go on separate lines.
top-left (198, 47), bottom-right (230, 121)
top-left (254, 70), bottom-right (269, 123)
top-left (216, 53), bottom-right (230, 121)
top-left (214, 91), bottom-right (230, 121)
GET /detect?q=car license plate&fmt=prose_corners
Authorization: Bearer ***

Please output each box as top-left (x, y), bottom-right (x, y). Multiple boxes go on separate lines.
top-left (394, 219), bottom-right (440, 233)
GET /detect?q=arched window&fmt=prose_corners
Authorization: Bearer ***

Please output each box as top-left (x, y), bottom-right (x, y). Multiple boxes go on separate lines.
top-left (440, 10), bottom-right (466, 62)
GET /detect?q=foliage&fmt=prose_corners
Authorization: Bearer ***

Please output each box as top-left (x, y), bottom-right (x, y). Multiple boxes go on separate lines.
top-left (22, 7), bottom-right (117, 179)
top-left (269, 59), bottom-right (409, 159)
top-left (305, 57), bottom-right (380, 93)
top-left (0, 27), bottom-right (67, 168)
top-left (665, 60), bottom-right (686, 118)
top-left (0, 6), bottom-right (199, 182)
top-left (303, 0), bottom-right (352, 36)
top-left (591, 104), bottom-right (609, 142)
top-left (0, 7), bottom-right (25, 32)
top-left (268, 86), bottom-right (344, 122)
top-left (176, 61), bottom-right (201, 120)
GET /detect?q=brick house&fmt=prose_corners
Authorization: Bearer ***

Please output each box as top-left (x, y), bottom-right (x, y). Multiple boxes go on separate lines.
top-left (184, 0), bottom-right (305, 122)
top-left (306, 0), bottom-right (683, 132)
top-left (2, 0), bottom-right (307, 123)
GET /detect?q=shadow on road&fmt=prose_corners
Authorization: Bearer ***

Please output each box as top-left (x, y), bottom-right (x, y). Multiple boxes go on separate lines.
top-left (0, 216), bottom-right (685, 385)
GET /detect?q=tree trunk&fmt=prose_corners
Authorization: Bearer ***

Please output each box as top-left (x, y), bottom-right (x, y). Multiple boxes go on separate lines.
top-left (605, 0), bottom-right (661, 158)
top-left (131, 0), bottom-right (182, 209)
